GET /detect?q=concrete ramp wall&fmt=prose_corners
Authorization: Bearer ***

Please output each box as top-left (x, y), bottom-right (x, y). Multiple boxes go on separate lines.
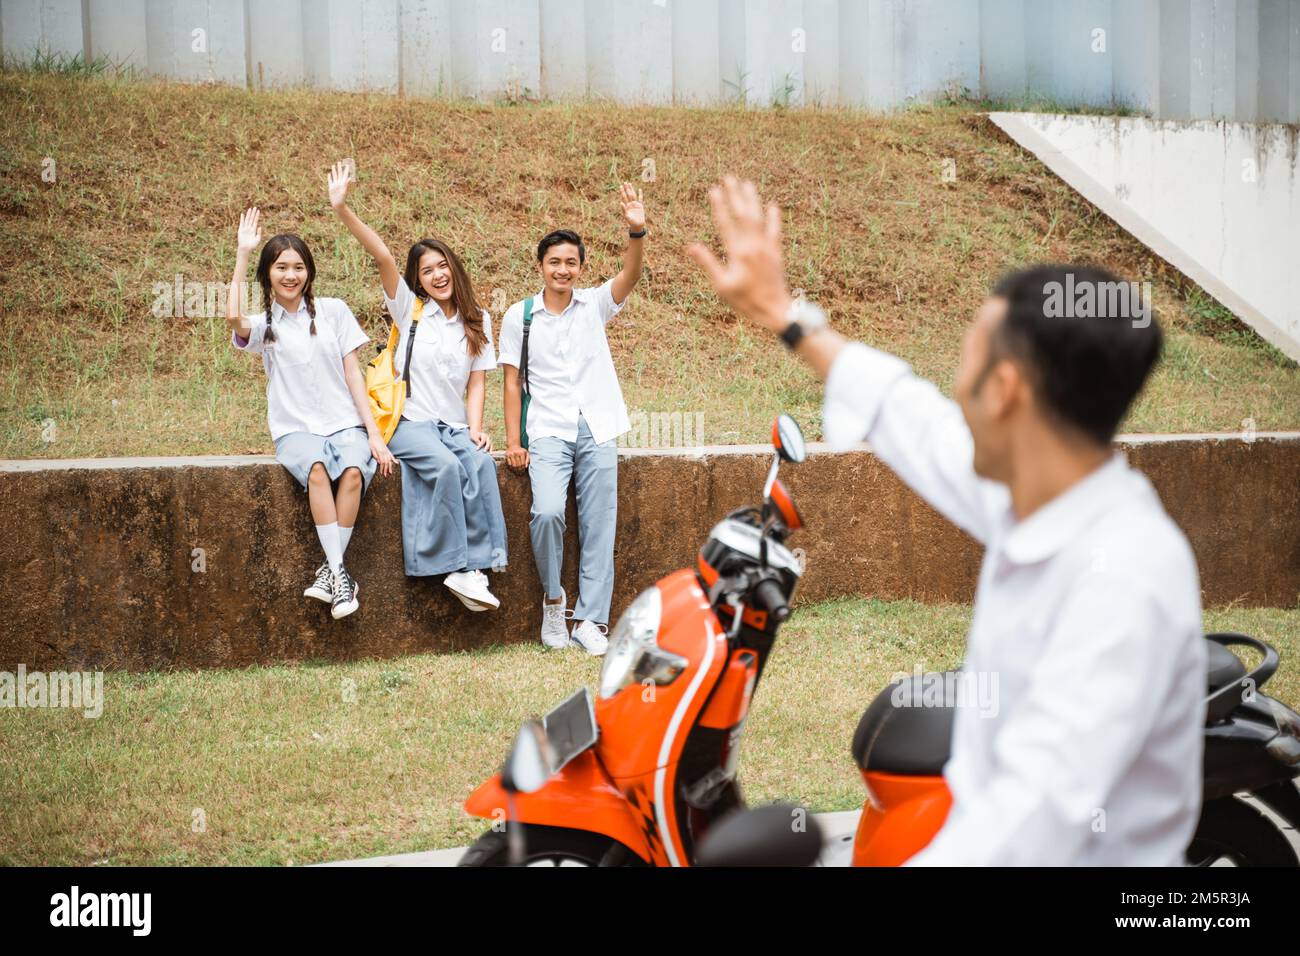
top-left (991, 112), bottom-right (1300, 364)
top-left (1, 434), bottom-right (1297, 672)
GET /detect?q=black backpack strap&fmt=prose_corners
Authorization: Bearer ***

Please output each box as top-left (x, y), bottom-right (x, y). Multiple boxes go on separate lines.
top-left (402, 298), bottom-right (422, 396)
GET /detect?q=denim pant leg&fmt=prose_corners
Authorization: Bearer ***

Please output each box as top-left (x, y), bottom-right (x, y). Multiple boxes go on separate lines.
top-left (436, 423), bottom-right (508, 571)
top-left (387, 419), bottom-right (469, 576)
top-left (572, 415), bottom-right (618, 625)
top-left (528, 435), bottom-right (575, 601)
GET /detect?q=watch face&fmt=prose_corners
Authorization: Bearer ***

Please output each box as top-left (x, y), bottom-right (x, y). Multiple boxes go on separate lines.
top-left (790, 299), bottom-right (827, 330)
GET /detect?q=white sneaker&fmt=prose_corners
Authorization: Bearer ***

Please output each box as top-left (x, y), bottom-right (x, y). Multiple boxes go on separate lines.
top-left (304, 562), bottom-right (334, 603)
top-left (540, 588), bottom-right (569, 649)
top-left (570, 619), bottom-right (609, 657)
top-left (444, 569), bottom-right (500, 611)
top-left (331, 565), bottom-right (359, 620)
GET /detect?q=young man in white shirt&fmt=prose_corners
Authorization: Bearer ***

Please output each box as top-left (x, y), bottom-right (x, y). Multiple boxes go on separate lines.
top-left (499, 184), bottom-right (648, 655)
top-left (687, 176), bottom-right (1207, 866)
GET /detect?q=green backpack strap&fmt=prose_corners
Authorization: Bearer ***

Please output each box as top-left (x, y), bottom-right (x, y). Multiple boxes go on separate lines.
top-left (520, 297), bottom-right (534, 449)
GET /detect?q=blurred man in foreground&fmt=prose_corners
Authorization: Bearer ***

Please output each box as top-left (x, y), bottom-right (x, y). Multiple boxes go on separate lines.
top-left (687, 176), bottom-right (1205, 865)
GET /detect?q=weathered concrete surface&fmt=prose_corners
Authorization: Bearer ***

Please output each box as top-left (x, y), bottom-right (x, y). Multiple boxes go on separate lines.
top-left (989, 113), bottom-right (1300, 364)
top-left (1, 435), bottom-right (1297, 672)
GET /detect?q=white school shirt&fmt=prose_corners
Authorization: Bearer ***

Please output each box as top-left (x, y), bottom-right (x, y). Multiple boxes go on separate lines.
top-left (382, 277), bottom-right (497, 429)
top-left (823, 341), bottom-right (1206, 866)
top-left (233, 297), bottom-right (370, 441)
top-left (497, 280), bottom-right (630, 446)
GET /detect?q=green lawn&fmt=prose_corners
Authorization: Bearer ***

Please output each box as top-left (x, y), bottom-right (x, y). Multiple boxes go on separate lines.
top-left (2, 598), bottom-right (1296, 866)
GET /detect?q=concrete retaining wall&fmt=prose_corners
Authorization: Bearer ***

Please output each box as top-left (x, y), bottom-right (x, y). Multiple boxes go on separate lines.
top-left (2, 0), bottom-right (1298, 119)
top-left (1, 434), bottom-right (1297, 672)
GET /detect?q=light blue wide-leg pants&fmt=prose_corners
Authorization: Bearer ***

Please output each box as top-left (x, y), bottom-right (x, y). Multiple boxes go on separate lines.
top-left (527, 414), bottom-right (618, 624)
top-left (388, 418), bottom-right (508, 577)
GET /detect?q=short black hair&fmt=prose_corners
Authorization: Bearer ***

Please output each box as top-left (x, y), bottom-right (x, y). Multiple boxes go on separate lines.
top-left (988, 264), bottom-right (1163, 446)
top-left (537, 229), bottom-right (585, 264)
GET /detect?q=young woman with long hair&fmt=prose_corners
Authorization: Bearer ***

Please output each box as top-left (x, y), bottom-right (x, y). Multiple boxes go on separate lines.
top-left (328, 163), bottom-right (506, 612)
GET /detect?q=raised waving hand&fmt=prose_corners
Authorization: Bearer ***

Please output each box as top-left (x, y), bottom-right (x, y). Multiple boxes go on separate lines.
top-left (327, 161), bottom-right (352, 210)
top-left (237, 206), bottom-right (262, 254)
top-left (611, 182), bottom-right (647, 304)
top-left (686, 176), bottom-right (792, 333)
top-left (226, 206), bottom-right (262, 334)
top-left (329, 161), bottom-right (401, 301)
top-left (619, 182), bottom-right (646, 231)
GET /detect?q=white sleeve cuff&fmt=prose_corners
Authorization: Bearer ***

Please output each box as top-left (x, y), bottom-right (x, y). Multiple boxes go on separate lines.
top-left (384, 278), bottom-right (415, 329)
top-left (599, 279), bottom-right (624, 323)
top-left (822, 341), bottom-right (912, 450)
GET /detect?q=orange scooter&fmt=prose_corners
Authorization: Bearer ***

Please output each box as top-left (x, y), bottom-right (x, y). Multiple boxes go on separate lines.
top-left (461, 412), bottom-right (1300, 867)
top-left (460, 414), bottom-right (813, 866)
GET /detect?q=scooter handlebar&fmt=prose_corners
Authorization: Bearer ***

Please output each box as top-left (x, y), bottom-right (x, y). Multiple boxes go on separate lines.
top-left (755, 579), bottom-right (790, 623)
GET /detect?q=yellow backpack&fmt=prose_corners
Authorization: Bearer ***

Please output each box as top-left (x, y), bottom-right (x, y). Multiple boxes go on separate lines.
top-left (365, 297), bottom-right (423, 442)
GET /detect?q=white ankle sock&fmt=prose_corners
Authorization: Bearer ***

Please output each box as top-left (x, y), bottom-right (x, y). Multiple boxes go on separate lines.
top-left (316, 523), bottom-right (343, 573)
top-left (338, 525), bottom-right (353, 556)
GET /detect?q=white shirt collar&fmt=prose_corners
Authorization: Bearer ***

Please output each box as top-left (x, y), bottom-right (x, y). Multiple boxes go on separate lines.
top-left (531, 289), bottom-right (590, 315)
top-left (271, 299), bottom-right (308, 321)
top-left (417, 297), bottom-right (458, 323)
top-left (999, 452), bottom-right (1141, 565)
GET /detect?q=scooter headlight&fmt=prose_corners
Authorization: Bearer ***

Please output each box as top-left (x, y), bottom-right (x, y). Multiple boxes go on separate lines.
top-left (598, 587), bottom-right (685, 700)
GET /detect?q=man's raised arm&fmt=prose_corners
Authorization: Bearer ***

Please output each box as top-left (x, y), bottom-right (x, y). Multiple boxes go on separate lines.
top-left (686, 176), bottom-right (1000, 544)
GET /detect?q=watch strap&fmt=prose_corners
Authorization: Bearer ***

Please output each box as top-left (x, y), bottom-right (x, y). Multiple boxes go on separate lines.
top-left (779, 320), bottom-right (805, 350)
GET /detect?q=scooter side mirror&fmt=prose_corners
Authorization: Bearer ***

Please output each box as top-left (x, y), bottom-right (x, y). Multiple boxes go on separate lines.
top-left (694, 804), bottom-right (824, 867)
top-left (501, 720), bottom-right (554, 795)
top-left (772, 414), bottom-right (806, 464)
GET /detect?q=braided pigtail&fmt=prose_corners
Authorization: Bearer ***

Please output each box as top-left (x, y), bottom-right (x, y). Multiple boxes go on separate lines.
top-left (259, 275), bottom-right (277, 344)
top-left (305, 289), bottom-right (317, 336)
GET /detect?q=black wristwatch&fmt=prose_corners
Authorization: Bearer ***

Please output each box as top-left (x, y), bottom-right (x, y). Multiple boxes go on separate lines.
top-left (629, 228), bottom-right (647, 239)
top-left (778, 299), bottom-right (828, 350)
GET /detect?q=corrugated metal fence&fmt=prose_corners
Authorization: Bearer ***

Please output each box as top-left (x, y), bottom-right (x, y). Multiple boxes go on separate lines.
top-left (1, 0), bottom-right (1297, 120)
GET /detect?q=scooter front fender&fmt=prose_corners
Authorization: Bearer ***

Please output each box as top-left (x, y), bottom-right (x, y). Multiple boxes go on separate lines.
top-left (464, 749), bottom-right (652, 863)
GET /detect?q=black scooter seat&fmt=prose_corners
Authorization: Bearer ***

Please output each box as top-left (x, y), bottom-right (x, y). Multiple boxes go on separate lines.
top-left (1206, 642), bottom-right (1246, 692)
top-left (852, 673), bottom-right (957, 776)
top-left (853, 642), bottom-right (1250, 775)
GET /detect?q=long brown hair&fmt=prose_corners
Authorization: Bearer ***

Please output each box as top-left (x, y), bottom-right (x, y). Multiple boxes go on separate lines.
top-left (403, 238), bottom-right (488, 358)
top-left (257, 234), bottom-right (317, 342)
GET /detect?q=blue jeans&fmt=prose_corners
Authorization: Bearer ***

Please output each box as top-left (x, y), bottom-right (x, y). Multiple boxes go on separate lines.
top-left (387, 419), bottom-right (507, 576)
top-left (528, 415), bottom-right (618, 624)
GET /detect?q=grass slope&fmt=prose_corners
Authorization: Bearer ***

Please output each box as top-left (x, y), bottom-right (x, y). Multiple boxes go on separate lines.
top-left (0, 71), bottom-right (1296, 460)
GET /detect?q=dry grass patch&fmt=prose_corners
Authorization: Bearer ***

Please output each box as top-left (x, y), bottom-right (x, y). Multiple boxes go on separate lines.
top-left (0, 71), bottom-right (1295, 459)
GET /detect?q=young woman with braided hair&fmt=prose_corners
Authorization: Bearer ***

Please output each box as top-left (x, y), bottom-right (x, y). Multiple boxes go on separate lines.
top-left (225, 206), bottom-right (396, 620)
